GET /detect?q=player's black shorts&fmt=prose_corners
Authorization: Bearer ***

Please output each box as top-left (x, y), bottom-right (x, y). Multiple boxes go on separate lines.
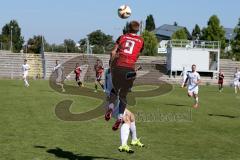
top-left (111, 66), bottom-right (135, 94)
top-left (75, 76), bottom-right (80, 82)
top-left (96, 73), bottom-right (102, 82)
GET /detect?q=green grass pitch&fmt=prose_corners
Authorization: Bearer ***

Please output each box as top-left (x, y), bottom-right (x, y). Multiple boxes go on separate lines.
top-left (0, 80), bottom-right (240, 160)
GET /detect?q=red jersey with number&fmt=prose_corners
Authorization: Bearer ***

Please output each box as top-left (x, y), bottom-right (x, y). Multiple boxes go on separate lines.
top-left (94, 64), bottom-right (104, 77)
top-left (74, 67), bottom-right (81, 77)
top-left (115, 33), bottom-right (144, 69)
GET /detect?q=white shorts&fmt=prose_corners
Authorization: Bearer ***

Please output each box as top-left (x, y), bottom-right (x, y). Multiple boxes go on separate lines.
top-left (23, 72), bottom-right (28, 79)
top-left (234, 80), bottom-right (240, 87)
top-left (188, 85), bottom-right (199, 95)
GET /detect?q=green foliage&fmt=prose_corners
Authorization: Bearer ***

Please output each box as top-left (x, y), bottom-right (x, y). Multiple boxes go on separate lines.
top-left (64, 39), bottom-right (77, 53)
top-left (141, 30), bottom-right (158, 56)
top-left (145, 15), bottom-right (156, 31)
top-left (192, 24), bottom-right (201, 40)
top-left (26, 35), bottom-right (44, 54)
top-left (87, 30), bottom-right (114, 54)
top-left (172, 28), bottom-right (188, 40)
top-left (231, 18), bottom-right (240, 61)
top-left (201, 15), bottom-right (226, 49)
top-left (0, 20), bottom-right (24, 52)
top-left (78, 38), bottom-right (87, 53)
top-left (52, 44), bottom-right (67, 53)
top-left (92, 45), bottom-right (105, 54)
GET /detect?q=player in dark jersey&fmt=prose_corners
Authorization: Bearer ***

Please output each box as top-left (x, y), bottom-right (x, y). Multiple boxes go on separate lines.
top-left (74, 63), bottom-right (83, 87)
top-left (106, 21), bottom-right (144, 131)
top-left (94, 59), bottom-right (104, 92)
top-left (218, 70), bottom-right (224, 92)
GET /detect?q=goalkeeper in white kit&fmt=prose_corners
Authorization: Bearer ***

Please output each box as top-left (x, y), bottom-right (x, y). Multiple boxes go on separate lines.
top-left (22, 59), bottom-right (30, 87)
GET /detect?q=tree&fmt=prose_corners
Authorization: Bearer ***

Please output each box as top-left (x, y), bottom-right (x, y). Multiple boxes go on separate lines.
top-left (172, 28), bottom-right (188, 39)
top-left (64, 39), bottom-right (77, 53)
top-left (78, 38), bottom-right (87, 53)
top-left (231, 18), bottom-right (240, 60)
top-left (87, 30), bottom-right (114, 54)
top-left (27, 35), bottom-right (44, 54)
top-left (192, 24), bottom-right (201, 40)
top-left (174, 21), bottom-right (178, 26)
top-left (145, 15), bottom-right (156, 31)
top-left (141, 30), bottom-right (158, 56)
top-left (201, 15), bottom-right (226, 49)
top-left (1, 20), bottom-right (24, 52)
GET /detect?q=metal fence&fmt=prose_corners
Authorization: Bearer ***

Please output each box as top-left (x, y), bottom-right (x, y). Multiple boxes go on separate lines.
top-left (168, 39), bottom-right (220, 50)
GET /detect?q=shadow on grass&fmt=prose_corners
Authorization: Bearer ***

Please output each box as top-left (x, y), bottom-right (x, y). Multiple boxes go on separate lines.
top-left (165, 103), bottom-right (187, 107)
top-left (208, 114), bottom-right (239, 119)
top-left (34, 146), bottom-right (122, 160)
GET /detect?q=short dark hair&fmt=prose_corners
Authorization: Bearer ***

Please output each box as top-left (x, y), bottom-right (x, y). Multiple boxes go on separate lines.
top-left (129, 21), bottom-right (140, 34)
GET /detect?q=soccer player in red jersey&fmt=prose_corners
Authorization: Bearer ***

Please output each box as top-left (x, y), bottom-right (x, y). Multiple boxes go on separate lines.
top-left (74, 63), bottom-right (83, 87)
top-left (106, 21), bottom-right (144, 131)
top-left (218, 70), bottom-right (224, 92)
top-left (94, 59), bottom-right (104, 92)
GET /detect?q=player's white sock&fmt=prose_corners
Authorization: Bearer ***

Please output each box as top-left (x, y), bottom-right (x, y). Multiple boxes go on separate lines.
top-left (130, 121), bottom-right (137, 141)
top-left (108, 103), bottom-right (114, 110)
top-left (121, 123), bottom-right (130, 146)
top-left (24, 79), bottom-right (29, 86)
top-left (118, 114), bottom-right (123, 120)
top-left (195, 97), bottom-right (199, 104)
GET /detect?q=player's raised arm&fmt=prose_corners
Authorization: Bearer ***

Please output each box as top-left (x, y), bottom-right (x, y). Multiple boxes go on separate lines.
top-left (110, 37), bottom-right (121, 66)
top-left (111, 44), bottom-right (119, 59)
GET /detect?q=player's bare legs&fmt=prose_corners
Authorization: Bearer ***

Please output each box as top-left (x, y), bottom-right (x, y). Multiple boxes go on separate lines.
top-left (23, 74), bottom-right (29, 87)
top-left (188, 92), bottom-right (193, 97)
top-left (94, 79), bottom-right (104, 92)
top-left (234, 85), bottom-right (239, 94)
top-left (193, 93), bottom-right (199, 108)
top-left (219, 83), bottom-right (223, 92)
top-left (56, 82), bottom-right (65, 92)
top-left (188, 91), bottom-right (199, 108)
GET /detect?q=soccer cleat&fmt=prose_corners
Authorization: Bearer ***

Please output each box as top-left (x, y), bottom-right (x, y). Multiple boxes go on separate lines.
top-left (104, 108), bottom-right (113, 121)
top-left (112, 119), bottom-right (123, 131)
top-left (131, 138), bottom-right (145, 147)
top-left (118, 145), bottom-right (134, 153)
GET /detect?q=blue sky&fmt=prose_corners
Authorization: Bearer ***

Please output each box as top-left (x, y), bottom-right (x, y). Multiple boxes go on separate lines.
top-left (0, 0), bottom-right (239, 44)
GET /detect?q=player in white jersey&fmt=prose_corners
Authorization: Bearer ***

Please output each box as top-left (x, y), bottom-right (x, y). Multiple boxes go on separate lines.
top-left (182, 64), bottom-right (201, 108)
top-left (52, 60), bottom-right (65, 92)
top-left (104, 68), bottom-right (144, 153)
top-left (233, 67), bottom-right (240, 94)
top-left (180, 67), bottom-right (188, 88)
top-left (22, 59), bottom-right (30, 87)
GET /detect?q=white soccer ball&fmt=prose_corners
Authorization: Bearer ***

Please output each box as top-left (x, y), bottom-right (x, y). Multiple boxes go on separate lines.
top-left (118, 5), bottom-right (131, 19)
